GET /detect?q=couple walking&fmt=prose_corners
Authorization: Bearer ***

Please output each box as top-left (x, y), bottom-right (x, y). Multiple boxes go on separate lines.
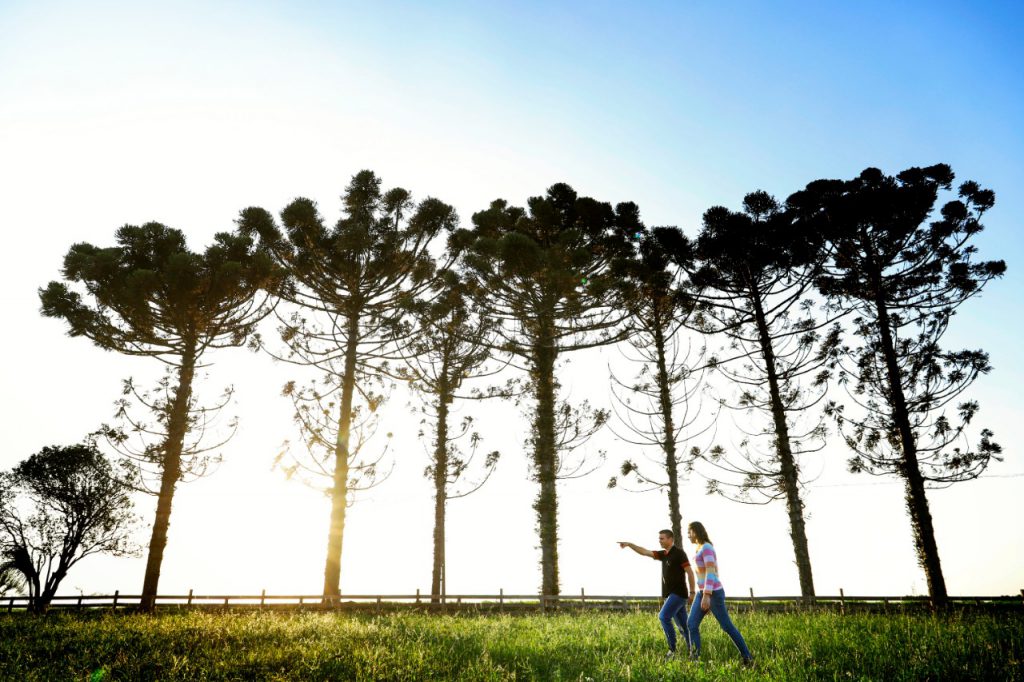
top-left (619, 522), bottom-right (754, 666)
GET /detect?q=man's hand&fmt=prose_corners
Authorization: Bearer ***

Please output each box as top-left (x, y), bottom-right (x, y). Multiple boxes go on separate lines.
top-left (618, 542), bottom-right (628, 549)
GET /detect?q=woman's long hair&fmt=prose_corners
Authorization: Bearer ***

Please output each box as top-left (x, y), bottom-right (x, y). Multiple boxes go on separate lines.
top-left (688, 521), bottom-right (712, 545)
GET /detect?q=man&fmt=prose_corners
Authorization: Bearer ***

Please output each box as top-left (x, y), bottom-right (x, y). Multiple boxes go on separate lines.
top-left (619, 529), bottom-right (696, 660)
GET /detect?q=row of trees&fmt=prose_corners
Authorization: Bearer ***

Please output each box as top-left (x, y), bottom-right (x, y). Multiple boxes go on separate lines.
top-left (4, 163), bottom-right (1003, 612)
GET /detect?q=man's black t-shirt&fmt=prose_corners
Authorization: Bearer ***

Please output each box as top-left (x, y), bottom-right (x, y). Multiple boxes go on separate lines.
top-left (652, 545), bottom-right (690, 599)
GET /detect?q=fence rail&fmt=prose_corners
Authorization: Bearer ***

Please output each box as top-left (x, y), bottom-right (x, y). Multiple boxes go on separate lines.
top-left (4, 588), bottom-right (1023, 613)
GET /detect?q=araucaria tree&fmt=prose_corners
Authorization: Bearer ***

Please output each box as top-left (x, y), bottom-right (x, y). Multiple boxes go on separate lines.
top-left (40, 223), bottom-right (280, 609)
top-left (458, 184), bottom-right (636, 596)
top-left (0, 443), bottom-right (137, 613)
top-left (238, 170), bottom-right (459, 599)
top-left (789, 165), bottom-right (1006, 605)
top-left (608, 228), bottom-right (713, 542)
top-left (399, 274), bottom-right (502, 602)
top-left (658, 192), bottom-right (833, 598)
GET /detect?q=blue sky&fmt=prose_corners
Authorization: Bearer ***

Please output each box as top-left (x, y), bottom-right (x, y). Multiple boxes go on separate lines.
top-left (1, 0), bottom-right (1021, 598)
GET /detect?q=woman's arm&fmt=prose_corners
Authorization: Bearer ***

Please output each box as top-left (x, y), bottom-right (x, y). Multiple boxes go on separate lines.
top-left (699, 544), bottom-right (718, 611)
top-left (701, 548), bottom-right (718, 595)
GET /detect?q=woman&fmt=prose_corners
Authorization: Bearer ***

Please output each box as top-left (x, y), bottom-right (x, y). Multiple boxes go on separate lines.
top-left (686, 521), bottom-right (754, 666)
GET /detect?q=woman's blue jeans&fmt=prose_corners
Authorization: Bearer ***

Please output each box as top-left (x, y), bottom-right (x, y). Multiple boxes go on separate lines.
top-left (686, 589), bottom-right (752, 660)
top-left (657, 593), bottom-right (691, 652)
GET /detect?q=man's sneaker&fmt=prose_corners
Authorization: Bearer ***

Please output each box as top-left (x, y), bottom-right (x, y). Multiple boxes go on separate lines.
top-left (664, 650), bottom-right (676, 661)
top-left (742, 656), bottom-right (756, 669)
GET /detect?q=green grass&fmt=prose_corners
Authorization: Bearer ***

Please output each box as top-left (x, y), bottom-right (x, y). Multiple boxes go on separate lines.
top-left (1, 609), bottom-right (1021, 680)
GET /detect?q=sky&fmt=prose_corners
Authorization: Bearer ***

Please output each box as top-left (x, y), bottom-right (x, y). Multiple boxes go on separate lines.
top-left (1, 0), bottom-right (1022, 601)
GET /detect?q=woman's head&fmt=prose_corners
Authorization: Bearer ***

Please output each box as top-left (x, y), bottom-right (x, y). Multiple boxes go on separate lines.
top-left (687, 521), bottom-right (711, 545)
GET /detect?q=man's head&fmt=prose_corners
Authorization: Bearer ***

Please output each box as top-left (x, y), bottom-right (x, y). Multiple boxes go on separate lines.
top-left (658, 529), bottom-right (674, 549)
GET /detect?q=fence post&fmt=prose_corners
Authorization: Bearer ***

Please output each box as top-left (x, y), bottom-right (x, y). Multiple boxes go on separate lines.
top-left (581, 587), bottom-right (585, 608)
top-left (260, 589), bottom-right (266, 609)
top-left (416, 588), bottom-right (420, 605)
top-left (499, 588), bottom-right (503, 607)
top-left (376, 597), bottom-right (382, 614)
top-left (7, 597), bottom-right (13, 613)
top-left (112, 590), bottom-right (119, 610)
top-left (187, 589), bottom-right (193, 607)
top-left (749, 587), bottom-right (756, 612)
top-left (839, 588), bottom-right (846, 615)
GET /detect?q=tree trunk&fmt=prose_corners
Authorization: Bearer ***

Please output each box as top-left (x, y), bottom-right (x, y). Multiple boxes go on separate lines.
top-left (873, 294), bottom-right (948, 605)
top-left (140, 343), bottom-right (197, 611)
top-left (36, 568), bottom-right (66, 615)
top-left (27, 571), bottom-right (42, 615)
top-left (751, 291), bottom-right (816, 599)
top-left (651, 304), bottom-right (683, 542)
top-left (430, 382), bottom-right (451, 604)
top-left (531, 320), bottom-right (560, 598)
top-left (323, 312), bottom-right (361, 599)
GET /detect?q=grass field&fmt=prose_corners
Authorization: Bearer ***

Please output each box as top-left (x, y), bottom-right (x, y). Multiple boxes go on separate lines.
top-left (1, 608), bottom-right (1021, 680)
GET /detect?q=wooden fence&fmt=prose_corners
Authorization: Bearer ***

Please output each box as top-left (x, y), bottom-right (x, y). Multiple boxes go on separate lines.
top-left (4, 588), bottom-right (1023, 613)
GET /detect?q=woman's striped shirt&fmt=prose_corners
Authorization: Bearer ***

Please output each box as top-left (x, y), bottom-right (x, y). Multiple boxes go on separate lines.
top-left (694, 542), bottom-right (723, 593)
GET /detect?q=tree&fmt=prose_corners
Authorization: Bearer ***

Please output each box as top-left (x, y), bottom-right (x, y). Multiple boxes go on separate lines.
top-left (398, 273), bottom-right (503, 602)
top-left (39, 223), bottom-right (280, 610)
top-left (788, 165), bottom-right (1006, 605)
top-left (0, 558), bottom-right (25, 599)
top-left (607, 228), bottom-right (714, 542)
top-left (457, 183), bottom-right (636, 596)
top-left (0, 443), bottom-right (137, 613)
top-left (237, 170), bottom-right (460, 599)
top-left (656, 192), bottom-right (833, 598)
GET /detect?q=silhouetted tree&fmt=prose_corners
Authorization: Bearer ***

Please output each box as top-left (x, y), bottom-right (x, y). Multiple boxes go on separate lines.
top-left (0, 443), bottom-right (137, 613)
top-left (238, 170), bottom-right (459, 600)
top-left (39, 223), bottom-right (280, 610)
top-left (788, 165), bottom-right (1006, 605)
top-left (398, 273), bottom-right (503, 602)
top-left (457, 183), bottom-right (636, 596)
top-left (0, 559), bottom-right (25, 598)
top-left (608, 229), bottom-right (714, 542)
top-left (657, 193), bottom-right (833, 599)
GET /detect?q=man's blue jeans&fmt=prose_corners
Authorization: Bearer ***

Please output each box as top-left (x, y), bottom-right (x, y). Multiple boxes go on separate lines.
top-left (686, 589), bottom-right (752, 660)
top-left (658, 593), bottom-right (691, 652)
